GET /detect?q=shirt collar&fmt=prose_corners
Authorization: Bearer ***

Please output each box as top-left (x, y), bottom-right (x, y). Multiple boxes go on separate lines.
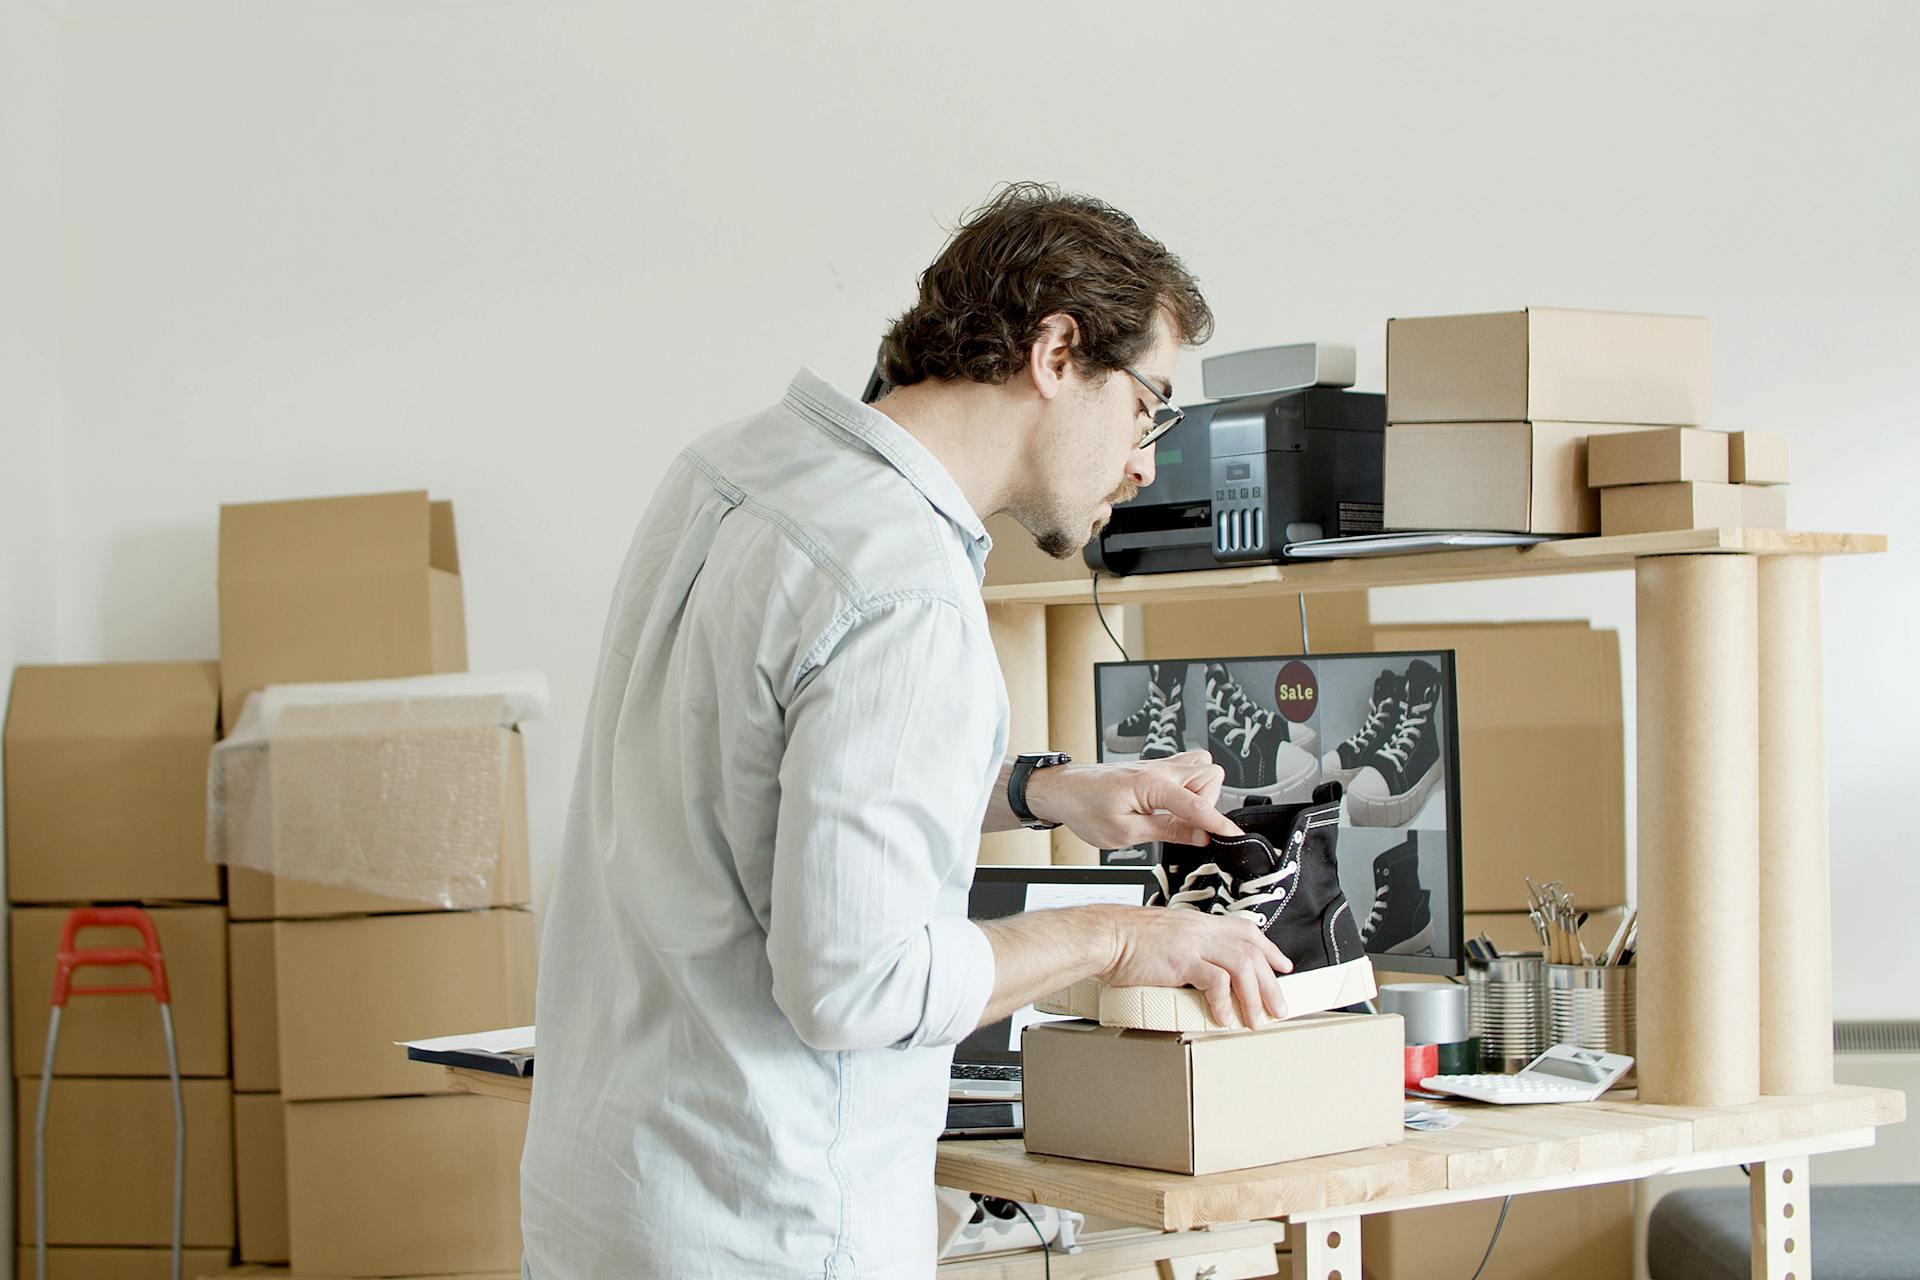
top-left (782, 368), bottom-right (994, 574)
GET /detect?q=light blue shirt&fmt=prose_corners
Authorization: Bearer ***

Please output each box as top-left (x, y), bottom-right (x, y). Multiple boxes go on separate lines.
top-left (521, 369), bottom-right (1008, 1279)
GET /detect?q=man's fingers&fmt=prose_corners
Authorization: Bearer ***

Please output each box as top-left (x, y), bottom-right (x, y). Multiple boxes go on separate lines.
top-left (1193, 967), bottom-right (1235, 1027)
top-left (1151, 779), bottom-right (1242, 840)
top-left (1230, 956), bottom-right (1269, 1029)
top-left (1255, 930), bottom-right (1294, 975)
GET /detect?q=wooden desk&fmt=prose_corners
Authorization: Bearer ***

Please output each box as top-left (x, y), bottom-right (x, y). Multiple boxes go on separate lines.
top-left (446, 1067), bottom-right (1903, 1277)
top-left (933, 1086), bottom-right (1905, 1279)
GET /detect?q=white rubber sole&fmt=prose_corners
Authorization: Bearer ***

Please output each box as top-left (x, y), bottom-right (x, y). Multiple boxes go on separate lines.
top-left (1034, 976), bottom-right (1104, 1020)
top-left (1345, 760), bottom-right (1441, 828)
top-left (1219, 740), bottom-right (1319, 807)
top-left (1103, 726), bottom-right (1148, 754)
top-left (1090, 956), bottom-right (1378, 1033)
top-left (1318, 751), bottom-right (1363, 789)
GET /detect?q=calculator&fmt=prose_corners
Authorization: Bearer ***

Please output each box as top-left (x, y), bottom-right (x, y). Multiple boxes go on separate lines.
top-left (1421, 1044), bottom-right (1635, 1104)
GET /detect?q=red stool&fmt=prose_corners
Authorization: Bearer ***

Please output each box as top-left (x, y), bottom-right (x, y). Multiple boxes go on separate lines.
top-left (33, 906), bottom-right (183, 1280)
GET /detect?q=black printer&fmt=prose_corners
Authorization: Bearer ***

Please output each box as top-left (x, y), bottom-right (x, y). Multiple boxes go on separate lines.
top-left (1084, 386), bottom-right (1385, 575)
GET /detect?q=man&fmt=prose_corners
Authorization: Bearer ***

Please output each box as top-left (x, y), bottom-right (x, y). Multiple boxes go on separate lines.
top-left (521, 184), bottom-right (1293, 1279)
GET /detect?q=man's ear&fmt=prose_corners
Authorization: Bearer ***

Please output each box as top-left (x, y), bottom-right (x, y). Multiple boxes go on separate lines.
top-left (1025, 313), bottom-right (1082, 402)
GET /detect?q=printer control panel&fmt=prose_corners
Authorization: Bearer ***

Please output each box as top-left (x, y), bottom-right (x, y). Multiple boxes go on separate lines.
top-left (1212, 457), bottom-right (1270, 557)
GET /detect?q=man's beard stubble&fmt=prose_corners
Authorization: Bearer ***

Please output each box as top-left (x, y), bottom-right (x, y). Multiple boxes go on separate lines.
top-left (1036, 478), bottom-right (1139, 560)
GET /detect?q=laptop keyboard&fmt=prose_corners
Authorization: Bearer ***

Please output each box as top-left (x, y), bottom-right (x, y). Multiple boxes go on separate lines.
top-left (950, 1063), bottom-right (1021, 1081)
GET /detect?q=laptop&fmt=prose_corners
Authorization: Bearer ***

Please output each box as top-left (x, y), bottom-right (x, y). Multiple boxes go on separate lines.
top-left (947, 864), bottom-right (1159, 1103)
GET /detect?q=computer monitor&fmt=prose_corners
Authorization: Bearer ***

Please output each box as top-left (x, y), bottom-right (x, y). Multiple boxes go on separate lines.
top-left (1093, 650), bottom-right (1465, 976)
top-left (955, 865), bottom-right (1160, 1065)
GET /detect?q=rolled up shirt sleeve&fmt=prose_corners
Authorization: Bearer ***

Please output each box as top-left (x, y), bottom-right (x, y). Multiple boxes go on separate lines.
top-left (766, 594), bottom-right (1003, 1053)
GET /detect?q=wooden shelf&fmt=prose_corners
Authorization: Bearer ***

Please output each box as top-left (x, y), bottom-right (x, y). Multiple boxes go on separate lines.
top-left (931, 1085), bottom-right (1905, 1231)
top-left (982, 529), bottom-right (1887, 606)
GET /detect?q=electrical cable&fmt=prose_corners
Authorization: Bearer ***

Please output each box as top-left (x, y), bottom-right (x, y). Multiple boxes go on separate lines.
top-left (1090, 572), bottom-right (1128, 661)
top-left (1012, 1201), bottom-right (1052, 1280)
top-left (1467, 1195), bottom-right (1513, 1280)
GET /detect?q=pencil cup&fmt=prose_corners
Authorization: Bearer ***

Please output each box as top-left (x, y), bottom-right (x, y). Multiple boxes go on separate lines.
top-left (1466, 952), bottom-right (1547, 1073)
top-left (1548, 963), bottom-right (1637, 1075)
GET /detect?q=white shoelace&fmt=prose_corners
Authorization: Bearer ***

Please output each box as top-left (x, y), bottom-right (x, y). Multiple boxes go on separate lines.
top-left (1340, 694), bottom-right (1397, 757)
top-left (1143, 687), bottom-right (1183, 755)
top-left (1373, 701), bottom-right (1431, 771)
top-left (1157, 836), bottom-right (1298, 923)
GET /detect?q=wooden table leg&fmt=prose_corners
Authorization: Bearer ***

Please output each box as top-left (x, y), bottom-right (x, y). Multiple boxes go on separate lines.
top-left (1046, 604), bottom-right (1121, 866)
top-left (1290, 1215), bottom-right (1360, 1280)
top-left (1635, 554), bottom-right (1761, 1105)
top-left (1756, 556), bottom-right (1833, 1095)
top-left (1750, 1157), bottom-right (1810, 1279)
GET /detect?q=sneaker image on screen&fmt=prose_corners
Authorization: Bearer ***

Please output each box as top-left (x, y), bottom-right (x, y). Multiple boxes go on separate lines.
top-left (1346, 658), bottom-right (1444, 827)
top-left (1360, 833), bottom-right (1434, 956)
top-left (1083, 782), bottom-right (1375, 1031)
top-left (1320, 668), bottom-right (1404, 788)
top-left (1204, 661), bottom-right (1318, 806)
top-left (1102, 662), bottom-right (1186, 759)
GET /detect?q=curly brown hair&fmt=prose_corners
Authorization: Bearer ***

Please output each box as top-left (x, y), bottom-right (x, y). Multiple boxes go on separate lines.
top-left (878, 183), bottom-right (1213, 390)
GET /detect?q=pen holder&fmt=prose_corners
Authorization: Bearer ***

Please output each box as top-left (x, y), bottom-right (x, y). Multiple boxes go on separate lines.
top-left (1466, 952), bottom-right (1546, 1073)
top-left (1547, 963), bottom-right (1637, 1077)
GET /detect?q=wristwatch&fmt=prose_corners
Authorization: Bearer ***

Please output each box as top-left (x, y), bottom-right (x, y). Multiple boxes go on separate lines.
top-left (1008, 752), bottom-right (1071, 831)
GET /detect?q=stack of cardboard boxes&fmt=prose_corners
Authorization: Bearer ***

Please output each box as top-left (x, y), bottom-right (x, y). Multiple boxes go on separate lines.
top-left (1587, 425), bottom-right (1790, 535)
top-left (5, 660), bottom-right (236, 1280)
top-left (214, 490), bottom-right (534, 1280)
top-left (1381, 306), bottom-right (1735, 535)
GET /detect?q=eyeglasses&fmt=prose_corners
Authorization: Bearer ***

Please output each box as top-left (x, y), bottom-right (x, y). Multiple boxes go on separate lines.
top-left (1124, 366), bottom-right (1183, 451)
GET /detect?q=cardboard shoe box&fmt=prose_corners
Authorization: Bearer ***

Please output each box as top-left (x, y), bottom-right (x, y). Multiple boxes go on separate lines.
top-left (1021, 1013), bottom-right (1402, 1175)
top-left (1386, 307), bottom-right (1711, 425)
top-left (1586, 426), bottom-right (1730, 488)
top-left (1730, 430), bottom-right (1790, 484)
top-left (229, 921), bottom-right (280, 1092)
top-left (17, 1077), bottom-right (234, 1247)
top-left (217, 490), bottom-right (467, 729)
top-left (234, 1093), bottom-right (290, 1263)
top-left (274, 907), bottom-right (535, 1102)
top-left (4, 661), bottom-right (221, 903)
top-left (1371, 621), bottom-right (1626, 911)
top-left (285, 1094), bottom-right (526, 1276)
top-left (1383, 421), bottom-right (1646, 534)
top-left (225, 727), bottom-right (530, 921)
top-left (12, 905), bottom-right (229, 1077)
top-left (16, 1248), bottom-right (236, 1280)
top-left (1600, 480), bottom-right (1788, 536)
top-left (1361, 1183), bottom-right (1632, 1280)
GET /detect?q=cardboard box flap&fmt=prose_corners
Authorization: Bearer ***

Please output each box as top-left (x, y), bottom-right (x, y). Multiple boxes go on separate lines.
top-left (1374, 621), bottom-right (1617, 725)
top-left (428, 499), bottom-right (461, 574)
top-left (5, 662), bottom-right (219, 741)
top-left (219, 491), bottom-right (440, 580)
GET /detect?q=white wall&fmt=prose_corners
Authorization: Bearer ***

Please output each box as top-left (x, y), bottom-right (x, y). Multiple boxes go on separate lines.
top-left (2, 0), bottom-right (67, 1259)
top-left (41, 0), bottom-right (1919, 1014)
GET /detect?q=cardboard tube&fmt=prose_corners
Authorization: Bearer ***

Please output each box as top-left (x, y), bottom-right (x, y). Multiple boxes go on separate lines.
top-left (1757, 556), bottom-right (1833, 1094)
top-left (1046, 605), bottom-right (1122, 866)
top-left (1635, 555), bottom-right (1760, 1105)
top-left (981, 604), bottom-right (1051, 865)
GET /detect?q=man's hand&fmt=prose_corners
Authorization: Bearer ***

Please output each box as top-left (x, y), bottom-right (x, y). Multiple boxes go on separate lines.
top-left (1104, 905), bottom-right (1293, 1028)
top-left (975, 903), bottom-right (1295, 1031)
top-left (1023, 752), bottom-right (1242, 849)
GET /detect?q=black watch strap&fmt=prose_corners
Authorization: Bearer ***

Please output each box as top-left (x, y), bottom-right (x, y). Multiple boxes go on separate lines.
top-left (1008, 752), bottom-right (1071, 831)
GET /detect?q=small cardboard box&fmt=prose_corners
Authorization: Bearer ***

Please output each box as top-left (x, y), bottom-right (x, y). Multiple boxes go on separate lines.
top-left (229, 921), bottom-right (279, 1091)
top-left (1730, 430), bottom-right (1790, 484)
top-left (1586, 426), bottom-right (1730, 488)
top-left (274, 908), bottom-right (535, 1102)
top-left (217, 490), bottom-right (467, 729)
top-left (224, 727), bottom-right (530, 920)
top-left (17, 1077), bottom-right (234, 1247)
top-left (1371, 621), bottom-right (1627, 911)
top-left (1386, 307), bottom-right (1711, 425)
top-left (234, 1093), bottom-right (289, 1263)
top-left (1362, 1183), bottom-right (1632, 1279)
top-left (1021, 1013), bottom-right (1402, 1175)
top-left (285, 1094), bottom-right (526, 1276)
top-left (12, 906), bottom-right (228, 1077)
top-left (4, 661), bottom-right (221, 903)
top-left (1383, 421), bottom-right (1646, 534)
top-left (17, 1248), bottom-right (236, 1280)
top-left (1600, 481), bottom-right (1788, 536)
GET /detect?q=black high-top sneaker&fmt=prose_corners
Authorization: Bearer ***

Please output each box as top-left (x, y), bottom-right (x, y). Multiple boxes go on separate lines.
top-left (1115, 781), bottom-right (1375, 1030)
top-left (1320, 669), bottom-right (1405, 789)
top-left (1104, 662), bottom-right (1179, 756)
top-left (1346, 659), bottom-right (1444, 827)
top-left (1138, 666), bottom-right (1187, 761)
top-left (1204, 662), bottom-right (1318, 806)
top-left (1360, 834), bottom-right (1434, 956)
